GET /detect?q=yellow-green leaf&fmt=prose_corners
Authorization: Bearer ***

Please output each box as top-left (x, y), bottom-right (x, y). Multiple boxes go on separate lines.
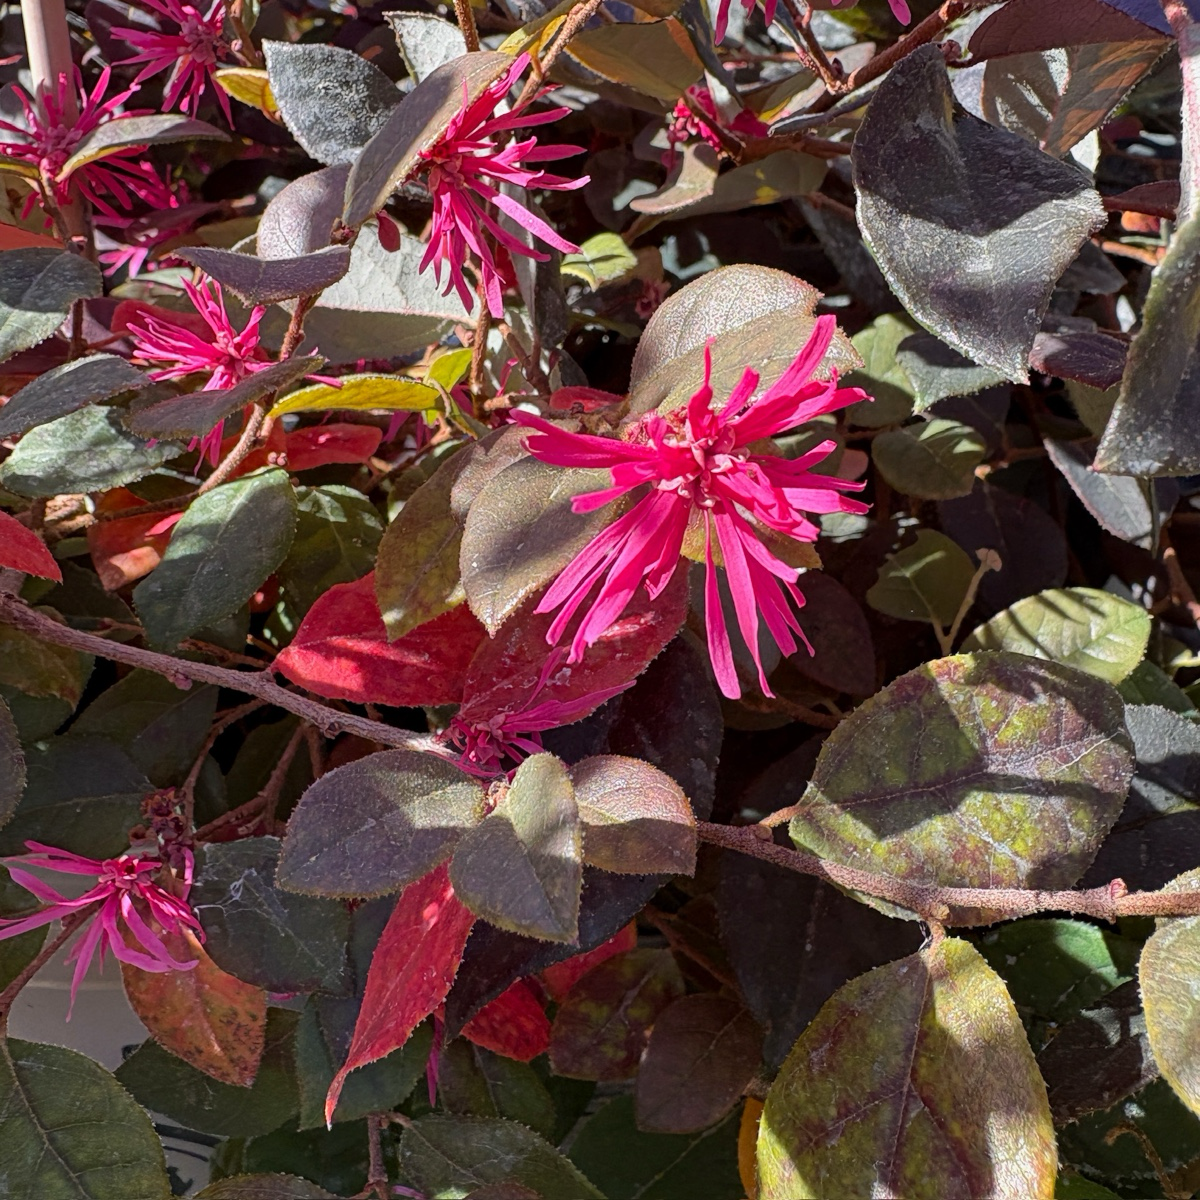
top-left (270, 375), bottom-right (439, 417)
top-left (424, 348), bottom-right (473, 391)
top-left (562, 233), bottom-right (638, 290)
top-left (214, 67), bottom-right (278, 115)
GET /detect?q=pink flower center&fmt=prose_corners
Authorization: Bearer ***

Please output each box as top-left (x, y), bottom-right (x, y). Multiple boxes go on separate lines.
top-left (633, 408), bottom-right (748, 509)
top-left (179, 8), bottom-right (223, 64)
top-left (98, 856), bottom-right (147, 891)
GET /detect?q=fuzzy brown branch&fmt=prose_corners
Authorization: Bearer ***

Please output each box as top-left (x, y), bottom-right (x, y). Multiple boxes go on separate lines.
top-left (697, 822), bottom-right (1200, 924)
top-left (0, 594), bottom-right (436, 754)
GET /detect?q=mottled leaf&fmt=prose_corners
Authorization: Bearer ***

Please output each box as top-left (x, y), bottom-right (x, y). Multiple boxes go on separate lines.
top-left (788, 652), bottom-right (1134, 923)
top-left (133, 469), bottom-right (297, 648)
top-left (191, 837), bottom-right (349, 994)
top-left (0, 405), bottom-right (178, 498)
top-left (635, 995), bottom-right (761, 1134)
top-left (569, 754), bottom-right (695, 876)
top-left (121, 931), bottom-right (267, 1087)
top-left (757, 938), bottom-right (1056, 1200)
top-left (866, 528), bottom-right (977, 628)
top-left (0, 353), bottom-right (147, 438)
top-left (400, 1115), bottom-right (604, 1200)
top-left (385, 12), bottom-right (467, 81)
top-left (175, 245), bottom-right (351, 304)
top-left (450, 754), bottom-right (583, 943)
top-left (263, 41), bottom-right (402, 167)
top-left (963, 587), bottom-right (1150, 683)
top-left (0, 625), bottom-right (84, 706)
top-left (872, 418), bottom-right (987, 500)
top-left (0, 248), bottom-right (102, 363)
top-left (853, 45), bottom-right (1105, 381)
top-left (0, 1037), bottom-right (171, 1200)
top-left (279, 749), bottom-right (485, 898)
top-left (116, 1009), bottom-right (299, 1139)
top-left (327, 863), bottom-right (475, 1123)
top-left (548, 947), bottom-right (685, 1080)
top-left (275, 574), bottom-right (484, 705)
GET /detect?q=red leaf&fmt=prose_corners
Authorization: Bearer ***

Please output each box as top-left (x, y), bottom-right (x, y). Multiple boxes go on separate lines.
top-left (540, 921), bottom-right (639, 1003)
top-left (275, 573), bottom-right (486, 706)
top-left (286, 423), bottom-right (382, 471)
top-left (457, 570), bottom-right (687, 728)
top-left (87, 488), bottom-right (175, 589)
top-left (461, 980), bottom-right (550, 1062)
top-left (0, 223), bottom-right (61, 252)
top-left (327, 863), bottom-right (474, 1124)
top-left (0, 510), bottom-right (61, 581)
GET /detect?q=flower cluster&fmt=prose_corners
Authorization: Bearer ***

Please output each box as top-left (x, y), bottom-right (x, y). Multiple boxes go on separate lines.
top-left (113, 0), bottom-right (232, 121)
top-left (664, 86), bottom-right (769, 166)
top-left (0, 68), bottom-right (165, 221)
top-left (0, 842), bottom-right (203, 1015)
top-left (416, 52), bottom-right (588, 319)
top-left (513, 316), bottom-right (869, 699)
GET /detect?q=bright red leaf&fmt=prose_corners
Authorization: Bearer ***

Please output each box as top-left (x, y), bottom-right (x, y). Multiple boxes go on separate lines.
top-left (274, 573), bottom-right (486, 707)
top-left (540, 921), bottom-right (639, 1003)
top-left (87, 488), bottom-right (176, 590)
top-left (0, 510), bottom-right (62, 581)
top-left (327, 863), bottom-right (475, 1124)
top-left (285, 423), bottom-right (382, 471)
top-left (461, 979), bottom-right (551, 1061)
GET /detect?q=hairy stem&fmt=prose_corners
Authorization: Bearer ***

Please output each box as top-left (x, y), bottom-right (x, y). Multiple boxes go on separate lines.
top-left (452, 0), bottom-right (482, 53)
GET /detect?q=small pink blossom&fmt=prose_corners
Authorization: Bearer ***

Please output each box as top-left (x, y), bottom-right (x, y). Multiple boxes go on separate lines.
top-left (126, 275), bottom-right (271, 464)
top-left (0, 841), bottom-right (203, 1015)
top-left (417, 52), bottom-right (588, 319)
top-left (512, 316), bottom-right (870, 700)
top-left (665, 86), bottom-right (768, 165)
top-left (445, 649), bottom-right (631, 777)
top-left (113, 0), bottom-right (232, 122)
top-left (0, 68), bottom-right (167, 221)
top-left (97, 198), bottom-right (217, 278)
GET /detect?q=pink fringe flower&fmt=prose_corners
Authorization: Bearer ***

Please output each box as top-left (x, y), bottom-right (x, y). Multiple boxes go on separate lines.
top-left (0, 68), bottom-right (166, 221)
top-left (665, 86), bottom-right (768, 166)
top-left (417, 52), bottom-right (588, 319)
top-left (512, 315), bottom-right (870, 700)
top-left (126, 275), bottom-right (272, 464)
top-left (713, 0), bottom-right (909, 44)
top-left (113, 0), bottom-right (233, 122)
top-left (0, 841), bottom-right (203, 1016)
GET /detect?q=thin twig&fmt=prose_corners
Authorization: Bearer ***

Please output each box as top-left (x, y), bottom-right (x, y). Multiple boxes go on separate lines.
top-left (514, 0), bottom-right (606, 111)
top-left (259, 722), bottom-right (308, 832)
top-left (779, 0), bottom-right (844, 93)
top-left (0, 594), bottom-right (436, 754)
top-left (452, 0), bottom-right (481, 52)
top-left (180, 698), bottom-right (266, 831)
top-left (366, 1114), bottom-right (389, 1199)
top-left (1161, 528), bottom-right (1200, 628)
top-left (697, 822), bottom-right (1200, 924)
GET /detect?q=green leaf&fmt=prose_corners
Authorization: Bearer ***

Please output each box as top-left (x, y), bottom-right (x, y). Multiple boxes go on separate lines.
top-left (277, 485), bottom-right (382, 615)
top-left (61, 113), bottom-right (227, 175)
top-left (294, 999), bottom-right (429, 1128)
top-left (0, 406), bottom-right (179, 498)
top-left (194, 1176), bottom-right (337, 1200)
top-left (570, 754), bottom-right (697, 876)
top-left (1140, 868), bottom-right (1200, 1115)
top-left (561, 232), bottom-right (638, 289)
top-left (865, 528), bottom-right (977, 627)
top-left (0, 695), bottom-right (27, 840)
top-left (0, 624), bottom-right (85, 705)
top-left (450, 754), bottom-right (583, 943)
top-left (568, 1095), bottom-right (744, 1200)
top-left (459, 458), bottom-right (616, 636)
top-left (376, 447), bottom-right (470, 640)
top-left (235, 1120), bottom-right (370, 1195)
top-left (634, 995), bottom-right (761, 1134)
top-left (400, 1115), bottom-right (604, 1200)
top-left (871, 418), bottom-right (988, 500)
top-left (757, 938), bottom-right (1056, 1200)
top-left (116, 1009), bottom-right (300, 1139)
top-left (0, 1037), bottom-right (171, 1200)
top-left (0, 354), bottom-right (148, 439)
top-left (896, 332), bottom-right (1010, 414)
top-left (0, 735), bottom-right (149, 858)
top-left (0, 248), bottom-right (102, 364)
top-left (134, 469), bottom-right (297, 648)
top-left (963, 587), bottom-right (1151, 683)
top-left (343, 52), bottom-right (514, 228)
top-left (852, 44), bottom-right (1104, 382)
top-left (426, 347), bottom-right (473, 391)
top-left (844, 313), bottom-right (918, 428)
top-left (788, 652), bottom-right (1134, 923)
top-left (191, 838), bottom-right (350, 994)
top-left (278, 750), bottom-right (485, 898)
top-left (1118, 660), bottom-right (1195, 714)
top-left (437, 1040), bottom-right (557, 1139)
top-left (72, 670), bottom-right (217, 787)
top-left (269, 375), bottom-right (439, 418)
top-left (549, 948), bottom-right (685, 1080)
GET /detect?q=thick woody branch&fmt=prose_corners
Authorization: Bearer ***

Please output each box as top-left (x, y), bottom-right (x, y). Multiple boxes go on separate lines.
top-left (697, 822), bottom-right (1200, 924)
top-left (0, 594), bottom-right (435, 754)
